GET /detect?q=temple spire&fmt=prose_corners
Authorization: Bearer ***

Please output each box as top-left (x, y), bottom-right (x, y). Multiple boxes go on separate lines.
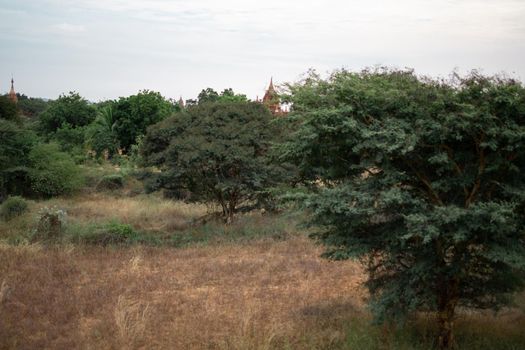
top-left (178, 96), bottom-right (185, 109)
top-left (8, 77), bottom-right (17, 103)
top-left (268, 77), bottom-right (275, 92)
top-left (262, 77), bottom-right (284, 116)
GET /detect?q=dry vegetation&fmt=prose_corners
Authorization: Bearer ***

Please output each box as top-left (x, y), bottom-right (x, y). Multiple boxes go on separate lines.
top-left (1, 188), bottom-right (524, 349)
top-left (1, 238), bottom-right (524, 350)
top-left (0, 237), bottom-right (366, 349)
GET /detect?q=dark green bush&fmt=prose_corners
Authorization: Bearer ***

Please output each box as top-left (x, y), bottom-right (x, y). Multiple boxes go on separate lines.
top-left (96, 174), bottom-right (124, 191)
top-left (28, 143), bottom-right (84, 197)
top-left (0, 196), bottom-right (28, 221)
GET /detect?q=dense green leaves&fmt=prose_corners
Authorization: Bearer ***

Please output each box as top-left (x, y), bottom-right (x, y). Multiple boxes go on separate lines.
top-left (279, 69), bottom-right (525, 347)
top-left (0, 96), bottom-right (18, 121)
top-left (0, 119), bottom-right (36, 198)
top-left (142, 101), bottom-right (281, 221)
top-left (111, 90), bottom-right (174, 152)
top-left (27, 143), bottom-right (84, 197)
top-left (39, 92), bottom-right (96, 134)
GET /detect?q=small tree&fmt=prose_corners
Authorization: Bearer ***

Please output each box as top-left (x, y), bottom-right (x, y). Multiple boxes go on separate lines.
top-left (142, 101), bottom-right (280, 222)
top-left (279, 69), bottom-right (525, 348)
top-left (112, 90), bottom-right (174, 152)
top-left (85, 106), bottom-right (120, 158)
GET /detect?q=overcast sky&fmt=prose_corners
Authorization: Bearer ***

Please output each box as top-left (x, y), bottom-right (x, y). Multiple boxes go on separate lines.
top-left (0, 0), bottom-right (524, 101)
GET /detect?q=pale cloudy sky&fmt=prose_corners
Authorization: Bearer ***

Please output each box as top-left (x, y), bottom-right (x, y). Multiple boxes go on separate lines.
top-left (0, 0), bottom-right (524, 101)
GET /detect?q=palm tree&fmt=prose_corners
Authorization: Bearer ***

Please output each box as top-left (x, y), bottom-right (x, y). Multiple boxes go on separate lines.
top-left (85, 106), bottom-right (119, 157)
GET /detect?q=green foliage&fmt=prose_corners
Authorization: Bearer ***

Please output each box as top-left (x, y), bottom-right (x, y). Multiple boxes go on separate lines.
top-left (16, 94), bottom-right (49, 119)
top-left (54, 123), bottom-right (88, 156)
top-left (96, 174), bottom-right (125, 191)
top-left (39, 91), bottom-right (96, 134)
top-left (111, 90), bottom-right (174, 152)
top-left (0, 119), bottom-right (36, 198)
top-left (38, 92), bottom-right (95, 154)
top-left (85, 106), bottom-right (120, 158)
top-left (141, 101), bottom-right (283, 221)
top-left (0, 95), bottom-right (18, 121)
top-left (0, 196), bottom-right (28, 221)
top-left (197, 88), bottom-right (248, 104)
top-left (75, 221), bottom-right (139, 246)
top-left (27, 143), bottom-right (84, 197)
top-left (279, 68), bottom-right (525, 347)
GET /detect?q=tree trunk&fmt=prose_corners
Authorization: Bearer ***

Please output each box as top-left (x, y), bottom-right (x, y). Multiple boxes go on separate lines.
top-left (437, 279), bottom-right (459, 349)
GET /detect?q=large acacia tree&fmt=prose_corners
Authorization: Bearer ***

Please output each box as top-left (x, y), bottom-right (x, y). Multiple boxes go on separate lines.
top-left (141, 101), bottom-right (281, 222)
top-left (279, 69), bottom-right (525, 348)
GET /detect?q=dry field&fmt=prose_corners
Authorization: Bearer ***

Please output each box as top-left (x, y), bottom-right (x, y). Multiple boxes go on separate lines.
top-left (0, 236), bottom-right (367, 349)
top-left (1, 237), bottom-right (525, 350)
top-left (1, 192), bottom-right (524, 349)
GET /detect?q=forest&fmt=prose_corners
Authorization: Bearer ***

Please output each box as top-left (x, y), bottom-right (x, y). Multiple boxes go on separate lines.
top-left (1, 68), bottom-right (525, 349)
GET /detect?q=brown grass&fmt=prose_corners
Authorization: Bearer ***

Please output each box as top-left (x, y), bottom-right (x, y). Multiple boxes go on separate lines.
top-left (0, 237), bottom-right (365, 349)
top-left (0, 193), bottom-right (211, 241)
top-left (0, 237), bottom-right (524, 349)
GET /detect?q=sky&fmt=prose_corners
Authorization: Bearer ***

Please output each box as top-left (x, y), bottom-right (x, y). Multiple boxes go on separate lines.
top-left (0, 0), bottom-right (524, 102)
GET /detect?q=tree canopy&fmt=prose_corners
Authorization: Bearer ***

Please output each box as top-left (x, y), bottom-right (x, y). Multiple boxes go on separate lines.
top-left (141, 101), bottom-right (280, 221)
top-left (0, 96), bottom-right (18, 122)
top-left (111, 90), bottom-right (174, 152)
top-left (197, 88), bottom-right (248, 105)
top-left (278, 68), bottom-right (525, 348)
top-left (39, 91), bottom-right (96, 134)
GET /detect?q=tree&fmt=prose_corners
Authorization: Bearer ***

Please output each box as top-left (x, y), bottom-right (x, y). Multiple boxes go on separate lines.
top-left (141, 101), bottom-right (280, 222)
top-left (85, 106), bottom-right (120, 158)
top-left (16, 94), bottom-right (49, 119)
top-left (0, 96), bottom-right (18, 122)
top-left (0, 119), bottom-right (36, 199)
top-left (39, 91), bottom-right (96, 134)
top-left (278, 68), bottom-right (525, 348)
top-left (112, 90), bottom-right (174, 152)
top-left (197, 88), bottom-right (248, 105)
top-left (197, 88), bottom-right (220, 104)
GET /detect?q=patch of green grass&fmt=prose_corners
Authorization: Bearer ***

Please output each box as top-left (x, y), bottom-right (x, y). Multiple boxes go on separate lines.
top-left (63, 220), bottom-right (162, 246)
top-left (169, 210), bottom-right (304, 247)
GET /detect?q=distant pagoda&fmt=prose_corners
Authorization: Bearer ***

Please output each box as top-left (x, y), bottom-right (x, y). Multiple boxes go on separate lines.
top-left (8, 78), bottom-right (17, 103)
top-left (260, 78), bottom-right (286, 116)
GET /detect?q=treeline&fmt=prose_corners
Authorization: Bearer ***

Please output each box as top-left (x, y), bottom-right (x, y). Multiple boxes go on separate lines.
top-left (1, 68), bottom-right (525, 348)
top-left (0, 87), bottom-right (249, 199)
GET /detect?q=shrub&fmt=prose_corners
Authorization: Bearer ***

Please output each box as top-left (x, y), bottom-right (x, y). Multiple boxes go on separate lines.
top-left (96, 174), bottom-right (125, 191)
top-left (0, 196), bottom-right (28, 221)
top-left (80, 221), bottom-right (139, 246)
top-left (28, 143), bottom-right (84, 197)
top-left (31, 206), bottom-right (67, 242)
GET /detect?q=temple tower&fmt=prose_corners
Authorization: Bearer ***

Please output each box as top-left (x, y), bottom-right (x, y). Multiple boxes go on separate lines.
top-left (262, 78), bottom-right (283, 115)
top-left (8, 78), bottom-right (17, 103)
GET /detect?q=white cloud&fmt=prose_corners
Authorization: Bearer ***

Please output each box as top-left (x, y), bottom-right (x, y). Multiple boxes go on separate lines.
top-left (53, 22), bottom-right (86, 33)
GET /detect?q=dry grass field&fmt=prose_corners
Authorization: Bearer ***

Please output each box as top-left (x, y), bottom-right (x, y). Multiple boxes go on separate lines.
top-left (1, 191), bottom-right (524, 349)
top-left (0, 237), bottom-right (367, 349)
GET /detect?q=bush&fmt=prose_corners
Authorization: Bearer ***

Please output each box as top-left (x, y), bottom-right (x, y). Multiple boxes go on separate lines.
top-left (96, 174), bottom-right (125, 191)
top-left (28, 143), bottom-right (84, 197)
top-left (0, 196), bottom-right (28, 221)
top-left (79, 221), bottom-right (139, 246)
top-left (31, 206), bottom-right (67, 242)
